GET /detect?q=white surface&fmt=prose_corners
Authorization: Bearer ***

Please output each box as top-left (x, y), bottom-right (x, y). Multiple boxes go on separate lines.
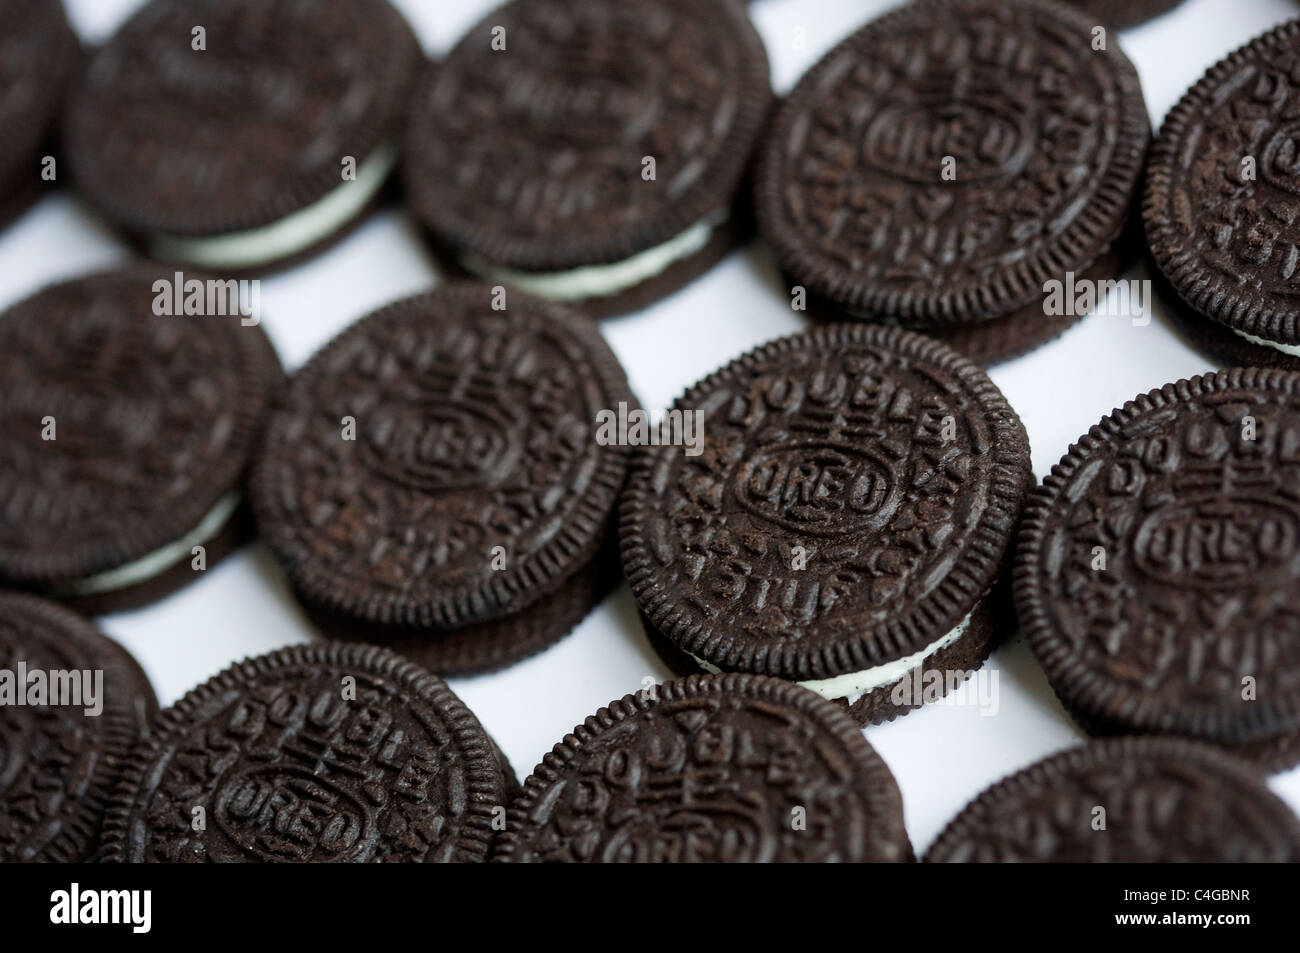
top-left (4, 0), bottom-right (1297, 857)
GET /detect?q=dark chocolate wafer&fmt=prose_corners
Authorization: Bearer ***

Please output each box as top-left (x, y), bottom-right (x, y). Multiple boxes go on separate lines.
top-left (100, 643), bottom-right (511, 862)
top-left (64, 0), bottom-right (422, 272)
top-left (496, 674), bottom-right (912, 862)
top-left (0, 266), bottom-right (282, 612)
top-left (404, 0), bottom-right (772, 316)
top-left (926, 737), bottom-right (1300, 862)
top-left (0, 0), bottom-right (81, 229)
top-left (1145, 19), bottom-right (1300, 370)
top-left (755, 0), bottom-right (1149, 357)
top-left (250, 283), bottom-right (633, 674)
top-left (0, 592), bottom-right (156, 862)
top-left (620, 323), bottom-right (1031, 725)
top-left (1016, 368), bottom-right (1300, 770)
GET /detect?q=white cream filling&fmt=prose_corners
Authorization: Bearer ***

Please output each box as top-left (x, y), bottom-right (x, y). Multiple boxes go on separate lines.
top-left (460, 210), bottom-right (726, 302)
top-left (688, 609), bottom-right (975, 706)
top-left (1232, 327), bottom-right (1300, 357)
top-left (148, 144), bottom-right (398, 269)
top-left (52, 492), bottom-right (242, 596)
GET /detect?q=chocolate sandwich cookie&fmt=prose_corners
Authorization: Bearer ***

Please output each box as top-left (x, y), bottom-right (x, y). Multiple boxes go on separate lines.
top-left (620, 324), bottom-right (1032, 726)
top-left (1145, 20), bottom-right (1300, 372)
top-left (0, 267), bottom-right (281, 613)
top-left (496, 674), bottom-right (911, 862)
top-left (0, 0), bottom-right (81, 229)
top-left (63, 0), bottom-right (421, 273)
top-left (1016, 369), bottom-right (1300, 770)
top-left (755, 0), bottom-right (1149, 360)
top-left (926, 737), bottom-right (1300, 862)
top-left (250, 283), bottom-right (633, 675)
top-left (100, 644), bottom-right (512, 862)
top-left (404, 0), bottom-right (772, 318)
top-left (1067, 0), bottom-right (1184, 30)
top-left (0, 592), bottom-right (156, 862)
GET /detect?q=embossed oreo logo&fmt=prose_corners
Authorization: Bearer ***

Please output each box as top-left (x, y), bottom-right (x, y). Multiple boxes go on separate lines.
top-left (1133, 496), bottom-right (1300, 586)
top-left (601, 807), bottom-right (770, 863)
top-left (733, 443), bottom-right (900, 536)
top-left (215, 766), bottom-right (372, 862)
top-left (863, 97), bottom-right (1033, 184)
top-left (360, 401), bottom-right (521, 492)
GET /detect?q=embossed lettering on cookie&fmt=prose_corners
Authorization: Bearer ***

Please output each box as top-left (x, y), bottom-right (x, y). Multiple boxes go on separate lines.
top-left (0, 0), bottom-right (81, 230)
top-left (1145, 20), bottom-right (1300, 372)
top-left (0, 267), bottom-right (282, 613)
top-left (249, 283), bottom-right (635, 676)
top-left (0, 593), bottom-right (156, 862)
top-left (63, 0), bottom-right (422, 273)
top-left (1015, 368), bottom-right (1300, 771)
top-left (926, 738), bottom-right (1300, 862)
top-left (404, 0), bottom-right (773, 318)
top-left (100, 644), bottom-right (513, 863)
top-left (495, 675), bottom-right (911, 862)
top-left (619, 324), bottom-right (1032, 727)
top-left (755, 0), bottom-right (1150, 364)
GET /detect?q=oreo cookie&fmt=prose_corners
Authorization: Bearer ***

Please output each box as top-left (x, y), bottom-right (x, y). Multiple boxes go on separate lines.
top-left (0, 0), bottom-right (81, 229)
top-left (250, 283), bottom-right (633, 675)
top-left (1145, 20), bottom-right (1300, 372)
top-left (1067, 0), bottom-right (1185, 29)
top-left (0, 267), bottom-right (282, 613)
top-left (404, 0), bottom-right (772, 318)
top-left (1016, 369), bottom-right (1300, 770)
top-left (63, 0), bottom-right (422, 272)
top-left (620, 324), bottom-right (1032, 726)
top-left (495, 674), bottom-right (911, 862)
top-left (926, 738), bottom-right (1300, 862)
top-left (0, 592), bottom-right (156, 862)
top-left (755, 0), bottom-right (1149, 361)
top-left (100, 644), bottom-right (513, 862)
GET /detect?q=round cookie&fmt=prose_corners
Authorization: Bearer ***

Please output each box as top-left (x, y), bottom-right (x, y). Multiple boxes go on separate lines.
top-left (100, 643), bottom-right (513, 863)
top-left (1016, 369), bottom-right (1300, 770)
top-left (1145, 19), bottom-right (1300, 369)
top-left (64, 0), bottom-right (422, 272)
top-left (495, 674), bottom-right (912, 862)
top-left (1066, 0), bottom-right (1185, 30)
top-left (619, 323), bottom-right (1032, 726)
top-left (404, 0), bottom-right (772, 318)
top-left (250, 283), bottom-right (633, 674)
top-left (755, 0), bottom-right (1149, 356)
top-left (0, 592), bottom-right (156, 862)
top-left (926, 737), bottom-right (1300, 862)
top-left (0, 267), bottom-right (282, 612)
top-left (0, 0), bottom-right (81, 229)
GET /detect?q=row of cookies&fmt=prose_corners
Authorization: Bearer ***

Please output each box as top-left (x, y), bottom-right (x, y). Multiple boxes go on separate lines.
top-left (8, 589), bottom-right (1298, 862)
top-left (8, 0), bottom-right (1235, 370)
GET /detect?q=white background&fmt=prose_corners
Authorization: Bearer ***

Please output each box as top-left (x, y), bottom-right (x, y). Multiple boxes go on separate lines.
top-left (4, 0), bottom-right (1298, 856)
